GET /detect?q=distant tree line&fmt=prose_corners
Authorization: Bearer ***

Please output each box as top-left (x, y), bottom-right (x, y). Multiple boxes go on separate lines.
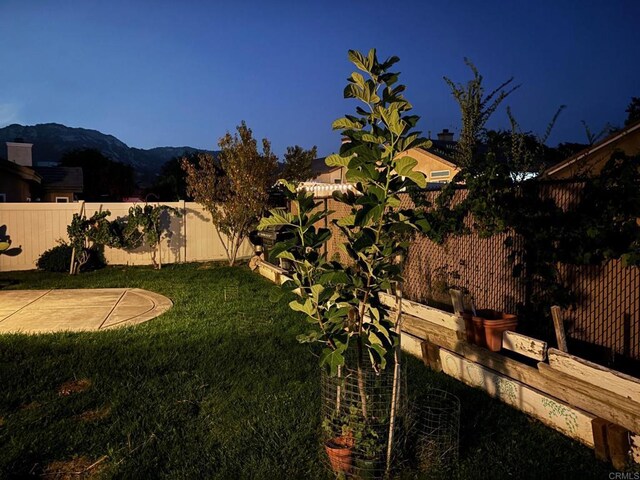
top-left (60, 148), bottom-right (136, 201)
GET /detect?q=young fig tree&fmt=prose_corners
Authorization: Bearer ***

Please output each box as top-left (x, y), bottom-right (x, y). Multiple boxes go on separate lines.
top-left (259, 49), bottom-right (430, 383)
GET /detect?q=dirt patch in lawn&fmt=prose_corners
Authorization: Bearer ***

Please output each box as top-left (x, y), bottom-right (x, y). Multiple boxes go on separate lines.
top-left (20, 401), bottom-right (41, 411)
top-left (74, 406), bottom-right (111, 423)
top-left (41, 455), bottom-right (107, 479)
top-left (58, 379), bottom-right (92, 397)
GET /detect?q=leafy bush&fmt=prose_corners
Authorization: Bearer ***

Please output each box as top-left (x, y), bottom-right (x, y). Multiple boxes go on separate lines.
top-left (37, 244), bottom-right (106, 273)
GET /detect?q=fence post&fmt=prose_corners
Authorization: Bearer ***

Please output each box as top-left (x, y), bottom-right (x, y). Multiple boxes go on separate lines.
top-left (69, 201), bottom-right (85, 275)
top-left (181, 200), bottom-right (187, 263)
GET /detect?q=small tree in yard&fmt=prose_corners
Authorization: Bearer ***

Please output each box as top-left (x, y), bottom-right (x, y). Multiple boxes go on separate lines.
top-left (281, 145), bottom-right (317, 182)
top-left (259, 49), bottom-right (430, 474)
top-left (182, 122), bottom-right (278, 266)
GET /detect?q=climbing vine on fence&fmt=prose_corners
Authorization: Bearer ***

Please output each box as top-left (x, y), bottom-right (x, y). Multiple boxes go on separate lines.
top-left (67, 204), bottom-right (180, 273)
top-left (409, 60), bottom-right (640, 341)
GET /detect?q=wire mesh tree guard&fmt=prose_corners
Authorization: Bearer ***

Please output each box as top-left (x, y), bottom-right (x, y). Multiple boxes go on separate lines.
top-left (321, 364), bottom-right (460, 479)
top-left (402, 389), bottom-right (461, 474)
top-left (320, 362), bottom-right (408, 479)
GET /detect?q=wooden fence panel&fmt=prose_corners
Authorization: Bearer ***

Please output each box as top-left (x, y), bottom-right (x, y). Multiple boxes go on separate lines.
top-left (0, 202), bottom-right (254, 271)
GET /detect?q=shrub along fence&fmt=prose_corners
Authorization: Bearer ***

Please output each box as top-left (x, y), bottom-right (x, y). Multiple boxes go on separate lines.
top-left (321, 184), bottom-right (640, 365)
top-left (0, 201), bottom-right (253, 271)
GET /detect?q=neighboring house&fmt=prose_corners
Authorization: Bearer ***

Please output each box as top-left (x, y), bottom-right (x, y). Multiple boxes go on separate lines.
top-left (308, 129), bottom-right (461, 185)
top-left (406, 129), bottom-right (461, 183)
top-left (310, 157), bottom-right (344, 184)
top-left (33, 166), bottom-right (83, 202)
top-left (542, 120), bottom-right (640, 179)
top-left (0, 142), bottom-right (83, 202)
top-left (0, 156), bottom-right (41, 202)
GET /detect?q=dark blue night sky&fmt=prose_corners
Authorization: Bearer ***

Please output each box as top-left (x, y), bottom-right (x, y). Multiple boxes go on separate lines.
top-left (1, 0), bottom-right (638, 158)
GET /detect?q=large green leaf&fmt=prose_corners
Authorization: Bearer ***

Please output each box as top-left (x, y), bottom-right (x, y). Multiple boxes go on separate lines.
top-left (394, 156), bottom-right (427, 188)
top-left (325, 154), bottom-right (352, 168)
top-left (276, 179), bottom-right (297, 193)
top-left (350, 72), bottom-right (365, 88)
top-left (332, 117), bottom-right (363, 130)
top-left (257, 210), bottom-right (295, 229)
top-left (319, 270), bottom-right (350, 284)
top-left (310, 284), bottom-right (324, 302)
top-left (348, 50), bottom-right (369, 73)
top-left (276, 251), bottom-right (296, 262)
top-left (320, 342), bottom-right (347, 376)
top-left (361, 133), bottom-right (385, 144)
top-left (289, 298), bottom-right (316, 317)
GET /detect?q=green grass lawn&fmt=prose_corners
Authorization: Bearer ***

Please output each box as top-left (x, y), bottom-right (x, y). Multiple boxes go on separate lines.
top-left (0, 263), bottom-right (610, 479)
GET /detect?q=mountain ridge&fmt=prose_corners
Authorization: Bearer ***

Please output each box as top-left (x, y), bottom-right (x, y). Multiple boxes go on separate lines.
top-left (0, 123), bottom-right (216, 183)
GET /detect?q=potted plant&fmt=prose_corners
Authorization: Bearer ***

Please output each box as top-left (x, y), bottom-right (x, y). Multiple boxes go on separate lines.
top-left (352, 421), bottom-right (386, 479)
top-left (322, 410), bottom-right (356, 475)
top-left (473, 309), bottom-right (518, 351)
top-left (258, 48), bottom-right (430, 475)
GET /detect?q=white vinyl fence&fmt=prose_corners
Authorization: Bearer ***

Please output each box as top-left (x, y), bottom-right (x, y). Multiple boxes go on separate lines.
top-left (0, 202), bottom-right (254, 271)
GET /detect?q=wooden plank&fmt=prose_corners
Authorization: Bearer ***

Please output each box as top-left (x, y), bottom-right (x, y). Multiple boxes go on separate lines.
top-left (421, 340), bottom-right (442, 372)
top-left (502, 331), bottom-right (548, 361)
top-left (551, 306), bottom-right (568, 353)
top-left (591, 418), bottom-right (611, 462)
top-left (631, 434), bottom-right (640, 464)
top-left (380, 292), bottom-right (464, 332)
top-left (607, 424), bottom-right (631, 470)
top-left (548, 348), bottom-right (640, 403)
top-left (538, 363), bottom-right (640, 434)
top-left (449, 289), bottom-right (465, 314)
top-left (420, 341), bottom-right (431, 368)
top-left (402, 314), bottom-right (640, 435)
top-left (439, 349), bottom-right (596, 446)
top-left (400, 331), bottom-right (424, 358)
top-left (401, 313), bottom-right (463, 350)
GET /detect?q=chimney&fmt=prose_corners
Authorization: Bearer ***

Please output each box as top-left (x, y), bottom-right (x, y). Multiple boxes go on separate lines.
top-left (7, 141), bottom-right (33, 167)
top-left (436, 129), bottom-right (454, 142)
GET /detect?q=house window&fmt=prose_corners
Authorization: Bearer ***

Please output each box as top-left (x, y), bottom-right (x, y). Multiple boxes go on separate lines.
top-left (55, 197), bottom-right (69, 203)
top-left (334, 178), bottom-right (341, 184)
top-left (430, 170), bottom-right (451, 178)
top-left (0, 193), bottom-right (6, 202)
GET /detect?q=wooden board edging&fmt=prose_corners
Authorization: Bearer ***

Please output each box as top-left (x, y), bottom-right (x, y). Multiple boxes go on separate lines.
top-left (548, 348), bottom-right (640, 403)
top-left (502, 331), bottom-right (547, 361)
top-left (379, 292), bottom-right (464, 332)
top-left (256, 260), bottom-right (290, 285)
top-left (439, 349), bottom-right (596, 447)
top-left (537, 363), bottom-right (640, 434)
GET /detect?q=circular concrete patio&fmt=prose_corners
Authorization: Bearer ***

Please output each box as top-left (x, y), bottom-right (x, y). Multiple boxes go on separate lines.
top-left (0, 288), bottom-right (172, 334)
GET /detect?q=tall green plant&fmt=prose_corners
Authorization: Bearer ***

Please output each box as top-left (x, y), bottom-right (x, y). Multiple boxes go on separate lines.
top-left (444, 58), bottom-right (519, 168)
top-left (259, 49), bottom-right (429, 381)
top-left (118, 204), bottom-right (181, 269)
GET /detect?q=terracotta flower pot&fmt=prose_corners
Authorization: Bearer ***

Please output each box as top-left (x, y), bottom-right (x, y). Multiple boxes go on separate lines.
top-left (471, 316), bottom-right (486, 347)
top-left (474, 309), bottom-right (518, 352)
top-left (462, 312), bottom-right (474, 344)
top-left (325, 435), bottom-right (354, 474)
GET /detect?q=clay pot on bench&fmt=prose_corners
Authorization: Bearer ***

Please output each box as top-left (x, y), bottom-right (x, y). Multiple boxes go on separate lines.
top-left (472, 309), bottom-right (518, 352)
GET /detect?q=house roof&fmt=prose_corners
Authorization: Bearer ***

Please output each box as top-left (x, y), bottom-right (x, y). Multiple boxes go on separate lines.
top-left (311, 157), bottom-right (341, 176)
top-left (542, 120), bottom-right (640, 178)
top-left (33, 166), bottom-right (83, 191)
top-left (0, 159), bottom-right (42, 183)
top-left (423, 139), bottom-right (459, 163)
top-left (415, 144), bottom-right (460, 169)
